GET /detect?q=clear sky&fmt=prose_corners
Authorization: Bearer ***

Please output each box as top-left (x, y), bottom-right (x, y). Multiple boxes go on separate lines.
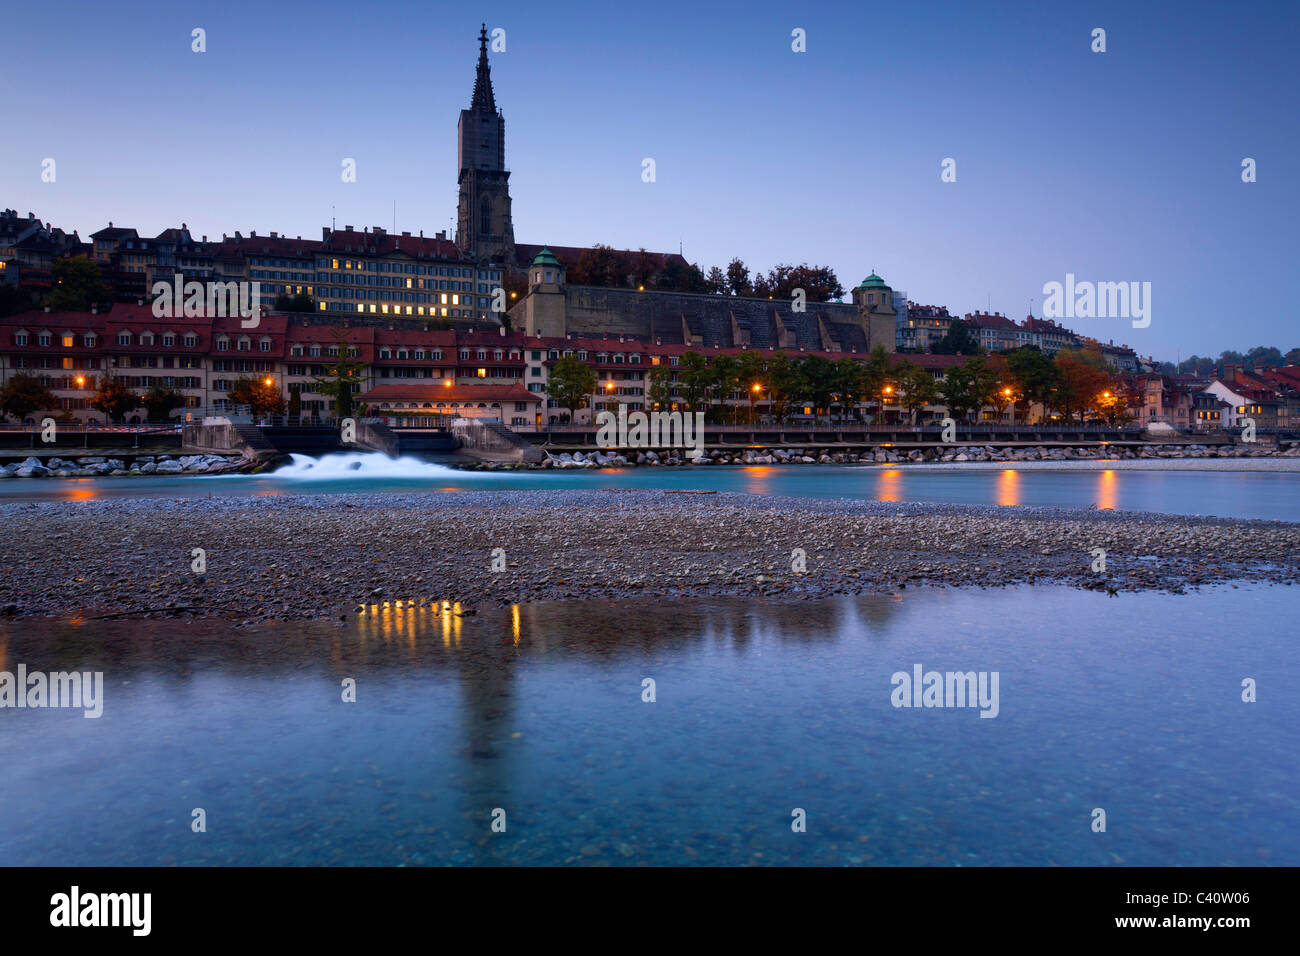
top-left (2, 0), bottom-right (1296, 360)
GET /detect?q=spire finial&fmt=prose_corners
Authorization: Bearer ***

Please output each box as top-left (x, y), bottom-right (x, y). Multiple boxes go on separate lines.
top-left (471, 24), bottom-right (496, 112)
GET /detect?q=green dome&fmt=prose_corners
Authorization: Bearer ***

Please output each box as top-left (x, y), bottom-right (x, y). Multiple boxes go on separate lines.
top-left (857, 272), bottom-right (887, 289)
top-left (531, 247), bottom-right (561, 268)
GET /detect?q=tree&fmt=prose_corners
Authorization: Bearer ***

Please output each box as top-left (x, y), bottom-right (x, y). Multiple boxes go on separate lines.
top-left (862, 346), bottom-right (892, 419)
top-left (90, 373), bottom-right (139, 423)
top-left (311, 325), bottom-right (366, 420)
top-left (49, 256), bottom-right (112, 312)
top-left (228, 376), bottom-right (286, 416)
top-left (140, 385), bottom-right (184, 423)
top-left (941, 357), bottom-right (998, 422)
top-left (932, 321), bottom-right (982, 356)
top-left (797, 355), bottom-right (839, 416)
top-left (1244, 345), bottom-right (1283, 369)
top-left (725, 258), bottom-right (752, 297)
top-left (762, 263), bottom-right (844, 302)
top-left (545, 355), bottom-right (598, 420)
top-left (765, 352), bottom-right (799, 422)
top-left (677, 351), bottom-right (713, 413)
top-left (709, 353), bottom-right (741, 422)
top-left (0, 373), bottom-right (57, 422)
top-left (895, 362), bottom-right (939, 424)
top-left (735, 350), bottom-right (768, 423)
top-left (1054, 350), bottom-right (1111, 421)
top-left (1004, 346), bottom-right (1061, 422)
top-left (704, 266), bottom-right (727, 295)
top-left (832, 357), bottom-right (867, 420)
top-left (646, 365), bottom-right (674, 411)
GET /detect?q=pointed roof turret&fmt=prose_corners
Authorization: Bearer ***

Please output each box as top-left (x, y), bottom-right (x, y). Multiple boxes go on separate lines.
top-left (471, 23), bottom-right (496, 113)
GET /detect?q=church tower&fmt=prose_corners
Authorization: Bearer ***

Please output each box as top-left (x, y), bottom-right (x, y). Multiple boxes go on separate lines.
top-left (456, 24), bottom-right (515, 265)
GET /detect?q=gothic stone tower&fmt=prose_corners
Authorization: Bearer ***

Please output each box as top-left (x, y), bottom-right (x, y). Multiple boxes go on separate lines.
top-left (456, 24), bottom-right (515, 264)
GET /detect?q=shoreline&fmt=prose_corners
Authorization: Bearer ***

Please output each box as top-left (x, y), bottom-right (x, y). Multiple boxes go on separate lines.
top-left (2, 489), bottom-right (1297, 624)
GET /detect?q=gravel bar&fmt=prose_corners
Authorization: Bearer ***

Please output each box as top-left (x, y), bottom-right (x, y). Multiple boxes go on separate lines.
top-left (2, 489), bottom-right (1298, 624)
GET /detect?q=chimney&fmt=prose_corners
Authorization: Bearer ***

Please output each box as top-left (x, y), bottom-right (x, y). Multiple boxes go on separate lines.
top-left (498, 325), bottom-right (505, 336)
top-left (322, 227), bottom-right (330, 240)
top-left (250, 230), bottom-right (257, 237)
top-left (44, 304), bottom-right (51, 313)
top-left (344, 225), bottom-right (352, 231)
top-left (137, 298), bottom-right (143, 306)
top-left (91, 305), bottom-right (98, 315)
top-left (270, 232), bottom-right (277, 239)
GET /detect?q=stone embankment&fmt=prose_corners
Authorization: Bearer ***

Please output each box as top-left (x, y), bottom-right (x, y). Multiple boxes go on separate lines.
top-left (532, 442), bottom-right (1299, 469)
top-left (0, 453), bottom-right (258, 478)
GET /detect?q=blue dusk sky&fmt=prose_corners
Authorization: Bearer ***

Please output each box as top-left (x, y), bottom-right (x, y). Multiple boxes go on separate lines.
top-left (2, 0), bottom-right (1296, 360)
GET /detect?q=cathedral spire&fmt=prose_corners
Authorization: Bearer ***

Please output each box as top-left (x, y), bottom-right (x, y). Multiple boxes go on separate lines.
top-left (471, 23), bottom-right (496, 113)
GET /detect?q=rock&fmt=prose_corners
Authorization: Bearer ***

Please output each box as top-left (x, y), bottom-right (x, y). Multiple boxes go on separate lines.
top-left (155, 460), bottom-right (184, 474)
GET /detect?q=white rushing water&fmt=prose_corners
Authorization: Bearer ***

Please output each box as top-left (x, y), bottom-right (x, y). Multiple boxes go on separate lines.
top-left (271, 452), bottom-right (512, 481)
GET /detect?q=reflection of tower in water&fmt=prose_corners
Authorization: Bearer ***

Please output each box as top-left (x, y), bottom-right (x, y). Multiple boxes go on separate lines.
top-left (356, 598), bottom-right (524, 860)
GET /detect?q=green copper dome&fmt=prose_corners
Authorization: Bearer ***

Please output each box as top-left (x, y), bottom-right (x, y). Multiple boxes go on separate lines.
top-left (857, 272), bottom-right (887, 289)
top-left (531, 247), bottom-right (561, 268)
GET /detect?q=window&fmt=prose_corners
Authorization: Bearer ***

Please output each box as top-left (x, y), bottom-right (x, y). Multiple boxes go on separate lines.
top-left (259, 339), bottom-right (271, 352)
top-left (183, 335), bottom-right (198, 348)
top-left (14, 332), bottom-right (28, 346)
top-left (62, 333), bottom-right (74, 347)
top-left (116, 332), bottom-right (131, 346)
top-left (216, 338), bottom-right (229, 351)
top-left (162, 333), bottom-right (175, 347)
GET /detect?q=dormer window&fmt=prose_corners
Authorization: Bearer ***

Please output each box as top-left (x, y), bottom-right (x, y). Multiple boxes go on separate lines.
top-left (14, 331), bottom-right (28, 346)
top-left (259, 337), bottom-right (271, 352)
top-left (237, 337), bottom-right (250, 351)
top-left (216, 337), bottom-right (229, 351)
top-left (183, 334), bottom-right (198, 348)
top-left (162, 333), bottom-right (175, 347)
top-left (140, 332), bottom-right (154, 346)
top-left (116, 332), bottom-right (131, 346)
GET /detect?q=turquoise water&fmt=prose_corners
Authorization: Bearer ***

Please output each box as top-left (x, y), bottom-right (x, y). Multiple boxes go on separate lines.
top-left (2, 456), bottom-right (1299, 520)
top-left (2, 585), bottom-right (1294, 866)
